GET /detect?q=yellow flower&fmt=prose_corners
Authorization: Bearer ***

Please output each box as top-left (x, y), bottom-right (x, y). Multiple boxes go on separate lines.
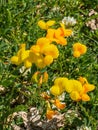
top-left (20, 50), bottom-right (30, 62)
top-left (44, 55), bottom-right (53, 65)
top-left (50, 23), bottom-right (72, 45)
top-left (54, 77), bottom-right (69, 91)
top-left (64, 80), bottom-right (74, 93)
top-left (60, 23), bottom-right (73, 37)
top-left (65, 79), bottom-right (83, 93)
top-left (38, 20), bottom-right (55, 30)
top-left (10, 56), bottom-right (20, 65)
top-left (11, 44), bottom-right (29, 66)
top-left (81, 93), bottom-right (90, 101)
top-left (73, 51), bottom-right (80, 58)
top-left (19, 43), bottom-right (26, 49)
top-left (46, 26), bottom-right (69, 45)
top-left (50, 85), bottom-right (64, 96)
top-left (30, 45), bottom-right (40, 55)
top-left (35, 55), bottom-right (45, 68)
top-left (70, 80), bottom-right (83, 92)
top-left (46, 29), bottom-right (58, 42)
top-left (36, 37), bottom-right (51, 53)
top-left (54, 28), bottom-right (67, 45)
top-left (42, 44), bottom-right (59, 59)
top-left (73, 43), bottom-right (87, 57)
top-left (70, 91), bottom-right (81, 101)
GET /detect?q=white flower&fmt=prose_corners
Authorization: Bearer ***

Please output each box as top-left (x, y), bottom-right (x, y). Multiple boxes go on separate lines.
top-left (58, 92), bottom-right (65, 101)
top-left (19, 66), bottom-right (31, 76)
top-left (62, 16), bottom-right (76, 26)
top-left (77, 125), bottom-right (91, 130)
top-left (52, 6), bottom-right (60, 12)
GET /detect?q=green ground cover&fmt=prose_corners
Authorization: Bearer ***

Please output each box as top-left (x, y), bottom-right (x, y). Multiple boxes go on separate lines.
top-left (0, 0), bottom-right (98, 129)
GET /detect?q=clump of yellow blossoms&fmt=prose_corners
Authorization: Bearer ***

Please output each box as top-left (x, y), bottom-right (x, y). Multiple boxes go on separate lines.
top-left (50, 77), bottom-right (95, 101)
top-left (73, 43), bottom-right (87, 57)
top-left (11, 20), bottom-right (72, 68)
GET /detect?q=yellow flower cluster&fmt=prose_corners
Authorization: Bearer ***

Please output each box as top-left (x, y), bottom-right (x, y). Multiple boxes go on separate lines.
top-left (73, 43), bottom-right (87, 57)
top-left (11, 20), bottom-right (72, 68)
top-left (11, 38), bottom-right (59, 68)
top-left (38, 20), bottom-right (72, 45)
top-left (50, 77), bottom-right (95, 101)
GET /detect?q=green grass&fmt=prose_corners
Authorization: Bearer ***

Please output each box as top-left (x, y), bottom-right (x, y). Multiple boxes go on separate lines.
top-left (0, 0), bottom-right (98, 129)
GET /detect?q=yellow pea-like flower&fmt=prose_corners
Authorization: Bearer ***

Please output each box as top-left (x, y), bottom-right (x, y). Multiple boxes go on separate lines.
top-left (44, 55), bottom-right (53, 65)
top-left (10, 56), bottom-right (20, 65)
top-left (54, 77), bottom-right (68, 91)
top-left (70, 91), bottom-right (81, 101)
top-left (38, 20), bottom-right (55, 30)
top-left (42, 44), bottom-right (59, 59)
top-left (30, 45), bottom-right (40, 55)
top-left (73, 51), bottom-right (81, 58)
top-left (73, 43), bottom-right (87, 57)
top-left (20, 50), bottom-right (30, 62)
top-left (69, 80), bottom-right (83, 92)
top-left (50, 85), bottom-right (64, 96)
top-left (24, 59), bottom-right (32, 68)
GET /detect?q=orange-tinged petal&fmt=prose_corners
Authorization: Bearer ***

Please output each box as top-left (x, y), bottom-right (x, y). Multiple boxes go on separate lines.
top-left (55, 28), bottom-right (62, 38)
top-left (73, 43), bottom-right (87, 55)
top-left (60, 23), bottom-right (72, 37)
top-left (57, 36), bottom-right (67, 45)
top-left (73, 51), bottom-right (80, 58)
top-left (46, 29), bottom-right (55, 38)
top-left (30, 45), bottom-right (40, 54)
top-left (54, 99), bottom-right (66, 110)
top-left (46, 110), bottom-right (57, 120)
top-left (39, 75), bottom-right (43, 85)
top-left (81, 93), bottom-right (90, 101)
top-left (83, 83), bottom-right (95, 93)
